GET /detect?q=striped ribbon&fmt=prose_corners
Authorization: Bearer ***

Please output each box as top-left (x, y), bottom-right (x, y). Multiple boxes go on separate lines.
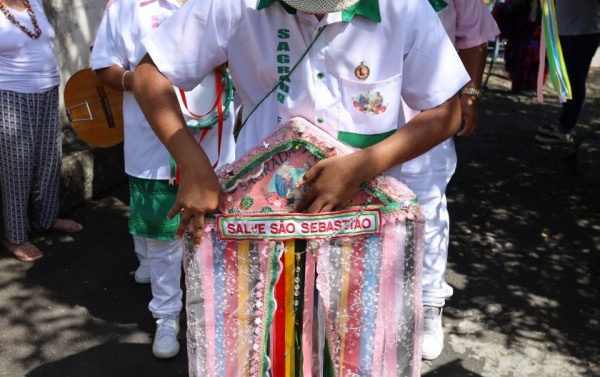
top-left (538, 0), bottom-right (572, 103)
top-left (187, 226), bottom-right (422, 376)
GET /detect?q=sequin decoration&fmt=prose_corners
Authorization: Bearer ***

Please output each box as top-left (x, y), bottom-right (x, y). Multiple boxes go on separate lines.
top-left (241, 196), bottom-right (254, 209)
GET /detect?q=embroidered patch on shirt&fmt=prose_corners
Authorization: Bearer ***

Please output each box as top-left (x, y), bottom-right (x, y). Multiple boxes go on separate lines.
top-left (352, 91), bottom-right (387, 114)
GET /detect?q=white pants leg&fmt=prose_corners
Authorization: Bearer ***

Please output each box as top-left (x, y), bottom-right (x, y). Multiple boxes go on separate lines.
top-left (136, 236), bottom-right (183, 318)
top-left (392, 138), bottom-right (457, 308)
top-left (133, 235), bottom-right (149, 270)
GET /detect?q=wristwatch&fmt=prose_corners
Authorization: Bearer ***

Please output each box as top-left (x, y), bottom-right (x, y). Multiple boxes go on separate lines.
top-left (461, 87), bottom-right (483, 100)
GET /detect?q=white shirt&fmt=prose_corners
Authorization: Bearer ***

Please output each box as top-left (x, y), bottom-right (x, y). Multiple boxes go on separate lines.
top-left (91, 0), bottom-right (236, 180)
top-left (143, 0), bottom-right (470, 157)
top-left (0, 0), bottom-right (60, 93)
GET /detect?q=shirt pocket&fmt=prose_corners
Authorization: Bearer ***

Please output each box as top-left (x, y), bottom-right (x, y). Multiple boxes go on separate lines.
top-left (338, 73), bottom-right (403, 149)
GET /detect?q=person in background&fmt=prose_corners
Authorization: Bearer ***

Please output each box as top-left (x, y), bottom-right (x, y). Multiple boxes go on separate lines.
top-left (535, 0), bottom-right (600, 144)
top-left (0, 0), bottom-right (83, 263)
top-left (398, 0), bottom-right (500, 361)
top-left (90, 0), bottom-right (235, 359)
top-left (493, 0), bottom-right (547, 93)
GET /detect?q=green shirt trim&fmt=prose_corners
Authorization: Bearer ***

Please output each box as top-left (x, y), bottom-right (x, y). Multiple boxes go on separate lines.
top-left (256, 0), bottom-right (381, 23)
top-left (337, 130), bottom-right (395, 149)
top-left (428, 0), bottom-right (448, 12)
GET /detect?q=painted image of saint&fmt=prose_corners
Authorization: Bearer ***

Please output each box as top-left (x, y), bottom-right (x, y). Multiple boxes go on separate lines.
top-left (286, 180), bottom-right (305, 207)
top-left (273, 162), bottom-right (294, 196)
top-left (267, 161), bottom-right (311, 206)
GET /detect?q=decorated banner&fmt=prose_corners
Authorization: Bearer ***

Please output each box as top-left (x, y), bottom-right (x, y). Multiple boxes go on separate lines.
top-left (538, 0), bottom-right (572, 103)
top-left (183, 117), bottom-right (425, 377)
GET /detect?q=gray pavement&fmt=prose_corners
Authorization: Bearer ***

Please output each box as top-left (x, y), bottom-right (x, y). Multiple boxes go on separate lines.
top-left (0, 70), bottom-right (599, 377)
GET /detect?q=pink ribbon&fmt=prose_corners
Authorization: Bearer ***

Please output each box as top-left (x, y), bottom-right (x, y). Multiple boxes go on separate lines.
top-left (302, 249), bottom-right (316, 377)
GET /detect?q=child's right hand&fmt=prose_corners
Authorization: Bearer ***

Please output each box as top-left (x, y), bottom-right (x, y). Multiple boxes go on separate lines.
top-left (168, 164), bottom-right (224, 246)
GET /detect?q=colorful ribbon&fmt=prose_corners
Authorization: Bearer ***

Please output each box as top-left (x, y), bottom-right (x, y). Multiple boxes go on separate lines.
top-left (182, 117), bottom-right (426, 376)
top-left (169, 67), bottom-right (227, 184)
top-left (538, 0), bottom-right (571, 103)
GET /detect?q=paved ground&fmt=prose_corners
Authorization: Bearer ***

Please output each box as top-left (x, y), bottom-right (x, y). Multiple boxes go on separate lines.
top-left (0, 69), bottom-right (599, 377)
top-left (421, 68), bottom-right (600, 377)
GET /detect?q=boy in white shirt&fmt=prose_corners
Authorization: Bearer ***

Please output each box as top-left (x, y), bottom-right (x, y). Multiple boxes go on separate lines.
top-left (133, 0), bottom-right (470, 245)
top-left (90, 0), bottom-right (235, 359)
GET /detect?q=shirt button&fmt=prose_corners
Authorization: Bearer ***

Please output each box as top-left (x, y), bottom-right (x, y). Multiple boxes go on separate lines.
top-left (317, 72), bottom-right (324, 79)
top-left (317, 117), bottom-right (324, 123)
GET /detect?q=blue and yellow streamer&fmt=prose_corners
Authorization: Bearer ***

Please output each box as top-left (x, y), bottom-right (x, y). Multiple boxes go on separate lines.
top-left (539, 0), bottom-right (572, 102)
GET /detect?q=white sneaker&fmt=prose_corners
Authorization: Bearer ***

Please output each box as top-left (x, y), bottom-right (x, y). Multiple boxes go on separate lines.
top-left (422, 306), bottom-right (444, 360)
top-left (152, 315), bottom-right (180, 359)
top-left (134, 265), bottom-right (151, 284)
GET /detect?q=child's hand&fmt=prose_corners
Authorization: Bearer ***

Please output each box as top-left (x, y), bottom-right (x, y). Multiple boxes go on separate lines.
top-left (456, 94), bottom-right (480, 137)
top-left (168, 167), bottom-right (224, 246)
top-left (295, 153), bottom-right (369, 213)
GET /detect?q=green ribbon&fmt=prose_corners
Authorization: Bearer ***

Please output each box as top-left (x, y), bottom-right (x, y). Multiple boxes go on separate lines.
top-left (428, 0), bottom-right (448, 12)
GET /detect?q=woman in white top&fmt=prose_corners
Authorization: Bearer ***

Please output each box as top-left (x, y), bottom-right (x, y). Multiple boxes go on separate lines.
top-left (0, 0), bottom-right (82, 262)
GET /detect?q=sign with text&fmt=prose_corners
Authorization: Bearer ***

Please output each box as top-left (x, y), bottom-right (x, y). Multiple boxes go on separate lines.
top-left (216, 209), bottom-right (382, 241)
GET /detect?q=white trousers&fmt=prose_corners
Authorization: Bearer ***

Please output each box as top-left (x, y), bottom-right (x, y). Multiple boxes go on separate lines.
top-left (133, 235), bottom-right (183, 318)
top-left (392, 137), bottom-right (457, 308)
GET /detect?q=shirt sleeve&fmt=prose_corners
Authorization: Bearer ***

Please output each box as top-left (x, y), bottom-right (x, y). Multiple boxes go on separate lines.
top-left (453, 0), bottom-right (500, 50)
top-left (141, 0), bottom-right (235, 91)
top-left (90, 2), bottom-right (128, 71)
top-left (401, 0), bottom-right (471, 111)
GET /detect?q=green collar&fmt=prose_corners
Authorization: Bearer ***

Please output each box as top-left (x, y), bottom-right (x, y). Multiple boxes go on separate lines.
top-left (256, 0), bottom-right (381, 23)
top-left (428, 0), bottom-right (448, 12)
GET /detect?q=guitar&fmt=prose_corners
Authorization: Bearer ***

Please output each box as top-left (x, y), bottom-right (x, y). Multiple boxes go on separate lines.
top-left (64, 67), bottom-right (124, 148)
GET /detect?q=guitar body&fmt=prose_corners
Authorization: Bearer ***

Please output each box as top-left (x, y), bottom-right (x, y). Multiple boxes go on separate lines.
top-left (64, 68), bottom-right (124, 148)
